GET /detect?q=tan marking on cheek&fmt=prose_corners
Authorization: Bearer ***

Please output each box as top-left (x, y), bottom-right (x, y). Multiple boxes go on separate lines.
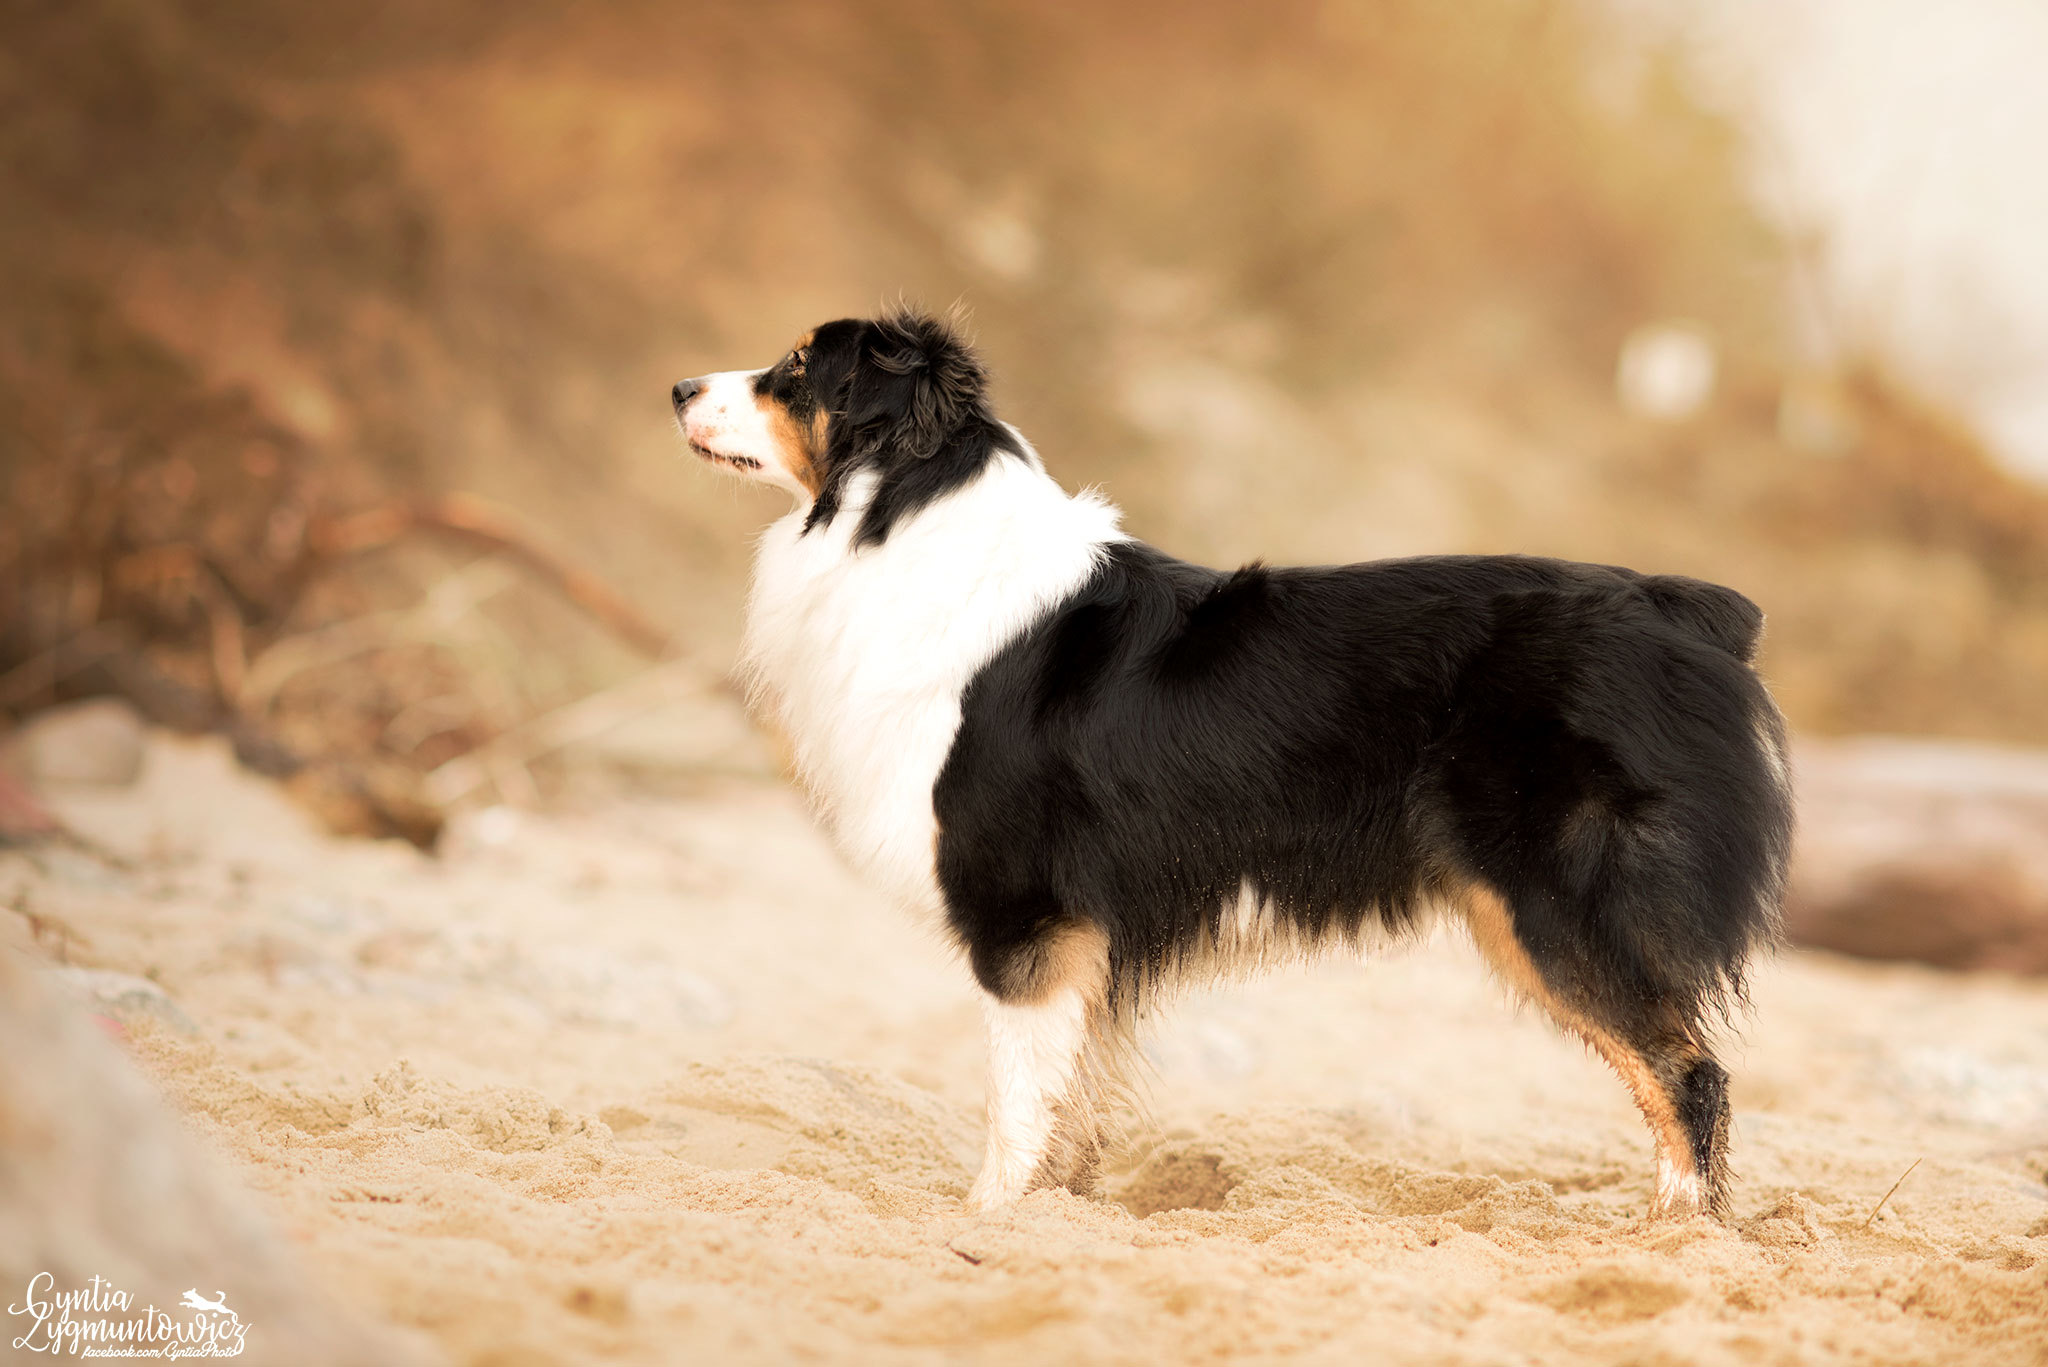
top-left (760, 394), bottom-right (821, 495)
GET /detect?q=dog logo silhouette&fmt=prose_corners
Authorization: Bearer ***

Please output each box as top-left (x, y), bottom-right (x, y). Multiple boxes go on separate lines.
top-left (179, 1289), bottom-right (234, 1317)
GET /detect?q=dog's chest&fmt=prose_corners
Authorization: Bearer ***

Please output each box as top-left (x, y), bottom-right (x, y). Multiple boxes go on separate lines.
top-left (740, 466), bottom-right (1118, 919)
top-left (746, 569), bottom-right (973, 916)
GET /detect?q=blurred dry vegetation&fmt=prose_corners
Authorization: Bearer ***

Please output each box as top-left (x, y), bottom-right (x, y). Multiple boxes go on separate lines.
top-left (6, 0), bottom-right (2048, 843)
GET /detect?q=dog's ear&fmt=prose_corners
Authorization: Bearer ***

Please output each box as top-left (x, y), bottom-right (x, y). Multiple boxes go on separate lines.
top-left (854, 310), bottom-right (987, 461)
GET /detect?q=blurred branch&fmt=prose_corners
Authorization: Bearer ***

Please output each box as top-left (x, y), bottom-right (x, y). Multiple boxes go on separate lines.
top-left (240, 557), bottom-right (515, 711)
top-left (0, 625), bottom-right (126, 711)
top-left (423, 657), bottom-right (709, 807)
top-left (310, 493), bottom-right (672, 659)
top-left (198, 565), bottom-right (248, 704)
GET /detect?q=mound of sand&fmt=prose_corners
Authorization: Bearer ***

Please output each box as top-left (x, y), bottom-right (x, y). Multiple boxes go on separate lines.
top-left (0, 910), bottom-right (426, 1365)
top-left (4, 731), bottom-right (2046, 1364)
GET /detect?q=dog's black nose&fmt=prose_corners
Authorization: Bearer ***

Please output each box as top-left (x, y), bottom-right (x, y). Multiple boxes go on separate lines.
top-left (672, 378), bottom-right (704, 409)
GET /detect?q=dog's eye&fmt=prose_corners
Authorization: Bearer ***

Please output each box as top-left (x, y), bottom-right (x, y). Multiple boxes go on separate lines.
top-left (789, 349), bottom-right (808, 376)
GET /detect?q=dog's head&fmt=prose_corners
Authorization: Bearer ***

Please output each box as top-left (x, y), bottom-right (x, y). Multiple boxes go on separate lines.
top-left (673, 309), bottom-right (1012, 545)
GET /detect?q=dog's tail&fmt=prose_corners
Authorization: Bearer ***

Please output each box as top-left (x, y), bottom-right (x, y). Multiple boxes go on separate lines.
top-left (1640, 575), bottom-right (1765, 663)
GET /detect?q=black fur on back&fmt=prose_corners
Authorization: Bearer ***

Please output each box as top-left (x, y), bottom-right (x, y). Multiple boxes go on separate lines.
top-left (797, 310), bottom-right (1020, 549)
top-left (933, 546), bottom-right (1795, 1037)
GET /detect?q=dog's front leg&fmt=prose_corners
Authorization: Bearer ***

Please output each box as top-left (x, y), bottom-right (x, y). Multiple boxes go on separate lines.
top-left (967, 986), bottom-right (1094, 1210)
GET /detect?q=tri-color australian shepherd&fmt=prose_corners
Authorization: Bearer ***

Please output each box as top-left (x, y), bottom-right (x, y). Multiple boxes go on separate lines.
top-left (673, 309), bottom-right (1793, 1220)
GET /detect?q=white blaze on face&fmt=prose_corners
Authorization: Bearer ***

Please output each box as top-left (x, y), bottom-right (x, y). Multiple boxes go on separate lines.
top-left (680, 368), bottom-right (811, 497)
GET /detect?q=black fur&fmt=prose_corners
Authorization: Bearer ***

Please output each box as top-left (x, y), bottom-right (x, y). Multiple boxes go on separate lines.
top-left (935, 545), bottom-right (1791, 1026)
top-left (797, 311), bottom-right (1019, 549)
top-left (928, 525), bottom-right (1791, 1214)
top-left (1675, 1056), bottom-right (1734, 1216)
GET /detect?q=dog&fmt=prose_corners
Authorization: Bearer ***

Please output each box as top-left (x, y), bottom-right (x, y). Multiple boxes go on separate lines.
top-left (673, 309), bottom-right (1793, 1219)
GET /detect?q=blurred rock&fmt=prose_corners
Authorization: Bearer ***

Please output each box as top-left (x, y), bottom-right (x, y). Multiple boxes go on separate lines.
top-left (37, 733), bottom-right (331, 870)
top-left (1787, 737), bottom-right (2048, 973)
top-left (0, 770), bottom-right (59, 843)
top-left (53, 967), bottom-right (199, 1035)
top-left (11, 698), bottom-right (146, 788)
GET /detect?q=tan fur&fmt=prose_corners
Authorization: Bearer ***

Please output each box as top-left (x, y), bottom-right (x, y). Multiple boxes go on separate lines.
top-left (998, 920), bottom-right (1112, 1006)
top-left (753, 330), bottom-right (825, 495)
top-left (764, 399), bottom-right (822, 495)
top-left (1034, 922), bottom-right (1121, 1196)
top-left (1459, 884), bottom-right (1702, 1213)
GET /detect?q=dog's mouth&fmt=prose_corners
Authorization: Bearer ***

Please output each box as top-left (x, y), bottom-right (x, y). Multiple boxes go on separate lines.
top-left (689, 439), bottom-right (761, 473)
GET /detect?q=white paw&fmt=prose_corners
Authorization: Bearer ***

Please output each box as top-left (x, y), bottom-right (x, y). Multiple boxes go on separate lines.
top-left (966, 1166), bottom-right (1028, 1213)
top-left (1651, 1158), bottom-right (1705, 1217)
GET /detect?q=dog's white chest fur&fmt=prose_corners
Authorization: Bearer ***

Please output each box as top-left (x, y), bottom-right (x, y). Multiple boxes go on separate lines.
top-left (741, 454), bottom-right (1124, 920)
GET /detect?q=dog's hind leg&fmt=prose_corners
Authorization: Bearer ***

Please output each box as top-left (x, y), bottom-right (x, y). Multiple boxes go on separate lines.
top-left (1460, 884), bottom-right (1733, 1218)
top-left (965, 919), bottom-right (1116, 1211)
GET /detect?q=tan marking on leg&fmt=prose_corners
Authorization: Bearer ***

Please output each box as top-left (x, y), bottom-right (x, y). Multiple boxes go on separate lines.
top-left (1460, 884), bottom-right (1702, 1215)
top-left (995, 920), bottom-right (1111, 1007)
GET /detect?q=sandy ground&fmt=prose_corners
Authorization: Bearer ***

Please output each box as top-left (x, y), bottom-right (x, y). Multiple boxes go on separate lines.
top-left (6, 731), bottom-right (2047, 1366)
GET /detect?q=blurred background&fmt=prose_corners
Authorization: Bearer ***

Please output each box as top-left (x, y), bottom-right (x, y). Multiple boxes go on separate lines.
top-left (5, 9), bottom-right (2048, 1360)
top-left (4, 0), bottom-right (2047, 963)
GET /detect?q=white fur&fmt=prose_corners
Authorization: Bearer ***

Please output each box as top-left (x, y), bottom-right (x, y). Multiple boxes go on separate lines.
top-left (1196, 880), bottom-right (1306, 977)
top-left (968, 987), bottom-right (1091, 1210)
top-left (1180, 879), bottom-right (1440, 990)
top-left (740, 447), bottom-right (1127, 921)
top-left (1755, 710), bottom-right (1792, 795)
top-left (681, 368), bottom-right (814, 499)
top-left (1655, 1152), bottom-right (1704, 1214)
